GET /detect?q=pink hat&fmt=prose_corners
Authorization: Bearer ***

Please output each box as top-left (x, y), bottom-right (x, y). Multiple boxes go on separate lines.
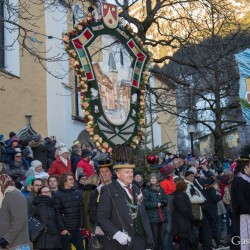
top-left (231, 162), bottom-right (236, 171)
top-left (200, 158), bottom-right (207, 165)
top-left (10, 136), bottom-right (19, 145)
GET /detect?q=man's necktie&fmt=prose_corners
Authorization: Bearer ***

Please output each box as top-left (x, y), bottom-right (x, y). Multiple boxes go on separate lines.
top-left (125, 185), bottom-right (133, 197)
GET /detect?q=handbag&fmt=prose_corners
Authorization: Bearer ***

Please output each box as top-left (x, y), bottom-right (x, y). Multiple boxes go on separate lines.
top-left (87, 235), bottom-right (104, 250)
top-left (28, 216), bottom-right (46, 242)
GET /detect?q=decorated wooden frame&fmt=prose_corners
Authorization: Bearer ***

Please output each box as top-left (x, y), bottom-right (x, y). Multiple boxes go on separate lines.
top-left (63, 1), bottom-right (152, 152)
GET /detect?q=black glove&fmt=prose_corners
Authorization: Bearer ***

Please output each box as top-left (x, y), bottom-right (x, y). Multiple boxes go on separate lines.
top-left (0, 237), bottom-right (8, 249)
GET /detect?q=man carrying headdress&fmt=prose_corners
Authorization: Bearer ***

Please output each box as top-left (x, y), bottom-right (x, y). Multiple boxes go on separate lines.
top-left (97, 144), bottom-right (154, 250)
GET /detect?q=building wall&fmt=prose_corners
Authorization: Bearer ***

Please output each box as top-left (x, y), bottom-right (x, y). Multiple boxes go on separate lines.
top-left (1, 0), bottom-right (178, 149)
top-left (0, 1), bottom-right (86, 146)
top-left (225, 130), bottom-right (239, 148)
top-left (199, 135), bottom-right (214, 157)
top-left (151, 76), bottom-right (178, 152)
top-left (199, 130), bottom-right (240, 158)
top-left (0, 0), bottom-right (47, 138)
top-left (45, 2), bottom-right (85, 146)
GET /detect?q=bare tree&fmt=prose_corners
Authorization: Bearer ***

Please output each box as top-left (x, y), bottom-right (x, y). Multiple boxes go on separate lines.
top-left (148, 2), bottom-right (250, 159)
top-left (2, 0), bottom-right (248, 77)
top-left (1, 0), bottom-right (250, 159)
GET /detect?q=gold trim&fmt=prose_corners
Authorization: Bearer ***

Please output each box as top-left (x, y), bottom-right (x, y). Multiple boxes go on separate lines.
top-left (113, 164), bottom-right (135, 170)
top-left (99, 163), bottom-right (113, 168)
top-left (237, 157), bottom-right (250, 161)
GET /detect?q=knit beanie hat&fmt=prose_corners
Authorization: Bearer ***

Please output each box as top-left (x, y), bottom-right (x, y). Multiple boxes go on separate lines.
top-left (149, 173), bottom-right (159, 180)
top-left (33, 134), bottom-right (41, 142)
top-left (10, 136), bottom-right (19, 145)
top-left (31, 160), bottom-right (42, 169)
top-left (188, 166), bottom-right (197, 175)
top-left (9, 132), bottom-right (16, 139)
top-left (81, 149), bottom-right (92, 158)
top-left (78, 172), bottom-right (88, 180)
top-left (25, 176), bottom-right (36, 187)
top-left (58, 142), bottom-right (69, 155)
top-left (185, 171), bottom-right (194, 177)
top-left (59, 146), bottom-right (69, 155)
top-left (200, 158), bottom-right (208, 165)
top-left (73, 140), bottom-right (80, 146)
top-left (161, 164), bottom-right (175, 175)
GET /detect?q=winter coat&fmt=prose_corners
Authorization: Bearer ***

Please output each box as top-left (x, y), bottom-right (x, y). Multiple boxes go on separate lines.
top-left (76, 159), bottom-right (95, 178)
top-left (88, 184), bottom-right (107, 229)
top-left (88, 188), bottom-right (99, 228)
top-left (47, 147), bottom-right (57, 169)
top-left (194, 176), bottom-right (221, 221)
top-left (48, 156), bottom-right (72, 176)
top-left (133, 180), bottom-right (146, 190)
top-left (8, 159), bottom-right (29, 181)
top-left (160, 176), bottom-right (176, 195)
top-left (0, 142), bottom-right (6, 163)
top-left (173, 191), bottom-right (195, 238)
top-left (202, 187), bottom-right (222, 221)
top-left (231, 175), bottom-right (250, 241)
top-left (0, 189), bottom-right (30, 249)
top-left (34, 170), bottom-right (49, 179)
top-left (185, 179), bottom-right (206, 220)
top-left (30, 140), bottom-right (56, 171)
top-left (32, 195), bottom-right (61, 249)
top-left (5, 146), bottom-right (21, 164)
top-left (81, 184), bottom-right (97, 233)
top-left (143, 185), bottom-right (168, 223)
top-left (26, 191), bottom-right (37, 217)
top-left (53, 187), bottom-right (84, 232)
top-left (70, 153), bottom-right (81, 176)
top-left (97, 181), bottom-right (154, 249)
top-left (185, 179), bottom-right (206, 204)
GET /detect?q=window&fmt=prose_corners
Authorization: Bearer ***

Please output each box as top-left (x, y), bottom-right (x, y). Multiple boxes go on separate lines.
top-left (1, 0), bottom-right (20, 76)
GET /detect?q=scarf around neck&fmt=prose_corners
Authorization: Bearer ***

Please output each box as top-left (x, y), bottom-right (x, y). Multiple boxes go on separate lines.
top-left (238, 173), bottom-right (250, 183)
top-left (151, 183), bottom-right (160, 190)
top-left (0, 174), bottom-right (17, 208)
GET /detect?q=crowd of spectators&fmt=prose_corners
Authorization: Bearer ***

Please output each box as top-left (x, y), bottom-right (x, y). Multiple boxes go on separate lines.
top-left (0, 131), bottom-right (249, 250)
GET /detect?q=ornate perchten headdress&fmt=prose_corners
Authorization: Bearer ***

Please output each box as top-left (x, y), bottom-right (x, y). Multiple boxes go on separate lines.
top-left (112, 144), bottom-right (135, 170)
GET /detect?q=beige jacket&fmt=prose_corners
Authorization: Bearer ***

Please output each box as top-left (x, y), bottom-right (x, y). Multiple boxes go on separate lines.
top-left (0, 189), bottom-right (30, 249)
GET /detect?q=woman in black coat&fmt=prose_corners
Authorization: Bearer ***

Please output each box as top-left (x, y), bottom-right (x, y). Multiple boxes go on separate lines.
top-left (33, 186), bottom-right (61, 250)
top-left (143, 173), bottom-right (168, 250)
top-left (231, 157), bottom-right (250, 250)
top-left (173, 180), bottom-right (195, 250)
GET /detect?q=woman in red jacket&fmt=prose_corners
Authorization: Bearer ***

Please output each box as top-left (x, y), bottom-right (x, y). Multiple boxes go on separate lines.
top-left (48, 145), bottom-right (72, 176)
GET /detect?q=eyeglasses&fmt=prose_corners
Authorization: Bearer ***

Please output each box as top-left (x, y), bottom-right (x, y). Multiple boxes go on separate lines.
top-left (42, 190), bottom-right (51, 194)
